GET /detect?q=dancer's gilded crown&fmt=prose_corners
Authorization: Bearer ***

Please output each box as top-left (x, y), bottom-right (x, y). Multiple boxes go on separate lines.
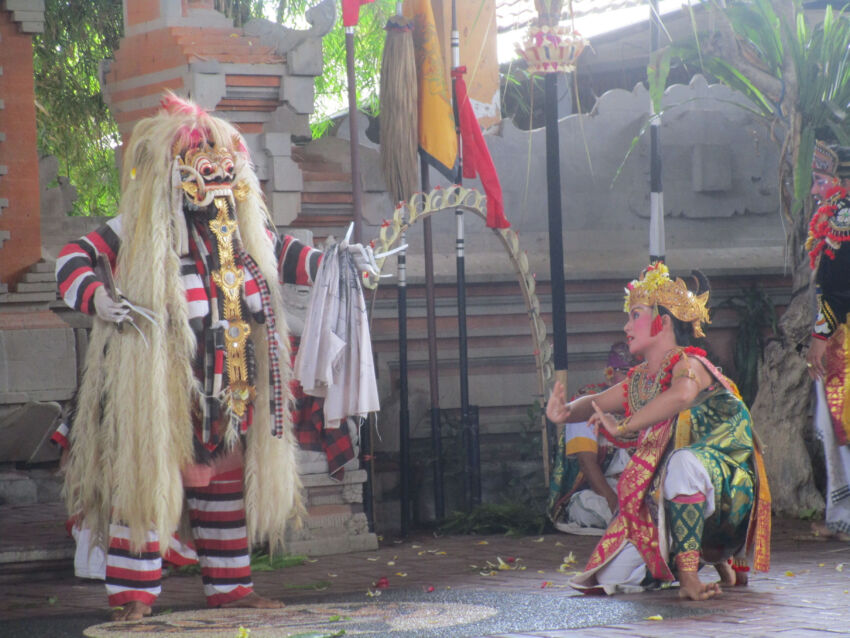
top-left (624, 263), bottom-right (710, 338)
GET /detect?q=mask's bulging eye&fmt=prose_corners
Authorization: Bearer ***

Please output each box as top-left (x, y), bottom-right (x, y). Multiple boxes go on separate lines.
top-left (221, 157), bottom-right (234, 175)
top-left (195, 157), bottom-right (214, 177)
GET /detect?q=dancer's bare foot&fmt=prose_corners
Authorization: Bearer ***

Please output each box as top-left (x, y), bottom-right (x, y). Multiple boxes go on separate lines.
top-left (111, 600), bottom-right (152, 621)
top-left (734, 569), bottom-right (749, 586)
top-left (220, 592), bottom-right (284, 609)
top-left (678, 570), bottom-right (722, 601)
top-left (713, 561), bottom-right (748, 586)
top-left (714, 561), bottom-right (735, 586)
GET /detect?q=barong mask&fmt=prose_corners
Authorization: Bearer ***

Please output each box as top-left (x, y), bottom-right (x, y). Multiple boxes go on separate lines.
top-left (624, 263), bottom-right (710, 339)
top-left (178, 141), bottom-right (238, 209)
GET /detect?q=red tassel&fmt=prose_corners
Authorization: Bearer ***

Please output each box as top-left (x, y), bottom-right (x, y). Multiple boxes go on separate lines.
top-left (650, 314), bottom-right (664, 337)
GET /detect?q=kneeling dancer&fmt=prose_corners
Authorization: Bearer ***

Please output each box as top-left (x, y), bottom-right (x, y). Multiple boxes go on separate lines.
top-left (546, 263), bottom-right (771, 600)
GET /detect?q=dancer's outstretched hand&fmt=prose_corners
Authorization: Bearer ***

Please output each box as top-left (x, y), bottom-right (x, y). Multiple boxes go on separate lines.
top-left (589, 400), bottom-right (619, 437)
top-left (545, 380), bottom-right (571, 425)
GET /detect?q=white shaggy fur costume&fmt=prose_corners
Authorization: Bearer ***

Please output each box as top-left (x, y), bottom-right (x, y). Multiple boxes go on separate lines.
top-left (63, 95), bottom-right (304, 559)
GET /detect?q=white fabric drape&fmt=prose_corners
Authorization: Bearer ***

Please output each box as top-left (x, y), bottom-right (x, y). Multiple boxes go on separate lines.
top-left (294, 244), bottom-right (380, 428)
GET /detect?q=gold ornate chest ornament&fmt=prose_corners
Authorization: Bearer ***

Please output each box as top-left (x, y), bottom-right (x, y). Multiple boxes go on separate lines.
top-left (209, 197), bottom-right (255, 419)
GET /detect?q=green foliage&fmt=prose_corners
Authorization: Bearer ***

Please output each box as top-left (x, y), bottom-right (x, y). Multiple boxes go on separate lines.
top-left (500, 63), bottom-right (546, 130)
top-left (647, 47), bottom-right (672, 116)
top-left (249, 550), bottom-right (307, 571)
top-left (308, 0), bottom-right (397, 138)
top-left (171, 549), bottom-right (306, 576)
top-left (429, 401), bottom-right (548, 535)
top-left (798, 507), bottom-right (818, 521)
top-left (656, 1), bottom-right (850, 223)
top-left (711, 1), bottom-right (850, 215)
top-left (438, 502), bottom-right (548, 537)
top-left (33, 0), bottom-right (398, 218)
top-left (34, 0), bottom-right (123, 216)
top-left (785, 4), bottom-right (850, 212)
top-left (214, 0), bottom-right (267, 26)
top-left (230, 0), bottom-right (397, 137)
top-left (722, 285), bottom-right (776, 406)
top-left (173, 563), bottom-right (201, 576)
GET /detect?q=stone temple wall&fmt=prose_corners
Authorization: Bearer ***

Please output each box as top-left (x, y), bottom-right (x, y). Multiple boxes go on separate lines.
top-left (344, 74), bottom-right (792, 529)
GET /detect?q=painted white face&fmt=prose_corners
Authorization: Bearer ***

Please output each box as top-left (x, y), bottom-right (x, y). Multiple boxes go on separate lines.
top-left (811, 171), bottom-right (838, 205)
top-left (624, 304), bottom-right (654, 356)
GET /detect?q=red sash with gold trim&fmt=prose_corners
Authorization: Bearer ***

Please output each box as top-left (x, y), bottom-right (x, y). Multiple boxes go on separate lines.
top-left (583, 417), bottom-right (675, 580)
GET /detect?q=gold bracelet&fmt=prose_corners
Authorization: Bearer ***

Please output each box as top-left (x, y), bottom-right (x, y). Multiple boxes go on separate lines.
top-left (616, 416), bottom-right (631, 436)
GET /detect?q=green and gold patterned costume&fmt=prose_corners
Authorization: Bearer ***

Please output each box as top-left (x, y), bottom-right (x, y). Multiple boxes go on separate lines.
top-left (573, 351), bottom-right (770, 587)
top-left (677, 388), bottom-right (757, 556)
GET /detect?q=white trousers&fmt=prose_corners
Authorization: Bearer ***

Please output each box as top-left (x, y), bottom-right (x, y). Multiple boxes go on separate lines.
top-left (594, 449), bottom-right (713, 593)
top-left (815, 380), bottom-right (850, 534)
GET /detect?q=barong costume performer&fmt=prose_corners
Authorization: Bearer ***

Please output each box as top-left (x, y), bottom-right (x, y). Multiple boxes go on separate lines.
top-left (548, 342), bottom-right (638, 534)
top-left (56, 93), bottom-right (375, 620)
top-left (547, 263), bottom-right (771, 600)
top-left (805, 141), bottom-right (850, 540)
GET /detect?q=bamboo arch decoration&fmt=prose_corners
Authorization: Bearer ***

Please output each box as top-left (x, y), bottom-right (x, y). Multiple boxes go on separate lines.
top-left (368, 185), bottom-right (556, 479)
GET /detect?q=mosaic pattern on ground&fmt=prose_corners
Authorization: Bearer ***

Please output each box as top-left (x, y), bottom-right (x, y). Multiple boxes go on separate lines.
top-left (83, 601), bottom-right (499, 638)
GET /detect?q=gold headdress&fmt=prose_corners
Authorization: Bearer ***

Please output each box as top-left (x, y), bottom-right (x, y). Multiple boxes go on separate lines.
top-left (623, 263), bottom-right (710, 338)
top-left (813, 140), bottom-right (839, 176)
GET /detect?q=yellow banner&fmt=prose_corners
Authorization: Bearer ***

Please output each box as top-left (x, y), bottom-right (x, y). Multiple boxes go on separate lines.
top-left (403, 0), bottom-right (457, 179)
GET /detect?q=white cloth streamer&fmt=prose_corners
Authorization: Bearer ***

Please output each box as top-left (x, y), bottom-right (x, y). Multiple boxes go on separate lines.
top-left (294, 243), bottom-right (380, 427)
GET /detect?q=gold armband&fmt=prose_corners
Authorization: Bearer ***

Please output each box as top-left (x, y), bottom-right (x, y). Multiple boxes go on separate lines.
top-left (674, 367), bottom-right (697, 382)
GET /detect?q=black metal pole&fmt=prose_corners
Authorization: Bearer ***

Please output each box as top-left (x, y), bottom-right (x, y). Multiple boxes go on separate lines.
top-left (398, 231), bottom-right (410, 536)
top-left (649, 0), bottom-right (664, 263)
top-left (421, 160), bottom-right (445, 519)
top-left (361, 417), bottom-right (374, 530)
top-left (450, 0), bottom-right (480, 509)
top-left (345, 27), bottom-right (364, 244)
top-left (544, 72), bottom-right (569, 392)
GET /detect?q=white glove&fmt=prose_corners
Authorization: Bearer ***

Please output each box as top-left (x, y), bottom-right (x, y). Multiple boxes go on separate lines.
top-left (346, 242), bottom-right (380, 279)
top-left (93, 285), bottom-right (130, 324)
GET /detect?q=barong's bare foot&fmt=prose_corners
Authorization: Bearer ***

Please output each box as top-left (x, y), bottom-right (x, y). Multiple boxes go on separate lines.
top-left (678, 570), bottom-right (722, 601)
top-left (220, 592), bottom-right (284, 609)
top-left (111, 601), bottom-right (152, 621)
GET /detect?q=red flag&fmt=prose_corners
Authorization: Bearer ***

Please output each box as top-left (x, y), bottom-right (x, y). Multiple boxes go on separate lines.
top-left (342, 0), bottom-right (375, 27)
top-left (452, 68), bottom-right (509, 230)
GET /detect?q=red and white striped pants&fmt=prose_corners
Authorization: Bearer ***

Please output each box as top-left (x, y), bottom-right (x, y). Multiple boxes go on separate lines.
top-left (105, 467), bottom-right (253, 608)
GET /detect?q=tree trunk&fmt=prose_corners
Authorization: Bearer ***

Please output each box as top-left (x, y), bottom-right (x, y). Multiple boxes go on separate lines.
top-left (750, 259), bottom-right (824, 514)
top-left (747, 5), bottom-right (825, 515)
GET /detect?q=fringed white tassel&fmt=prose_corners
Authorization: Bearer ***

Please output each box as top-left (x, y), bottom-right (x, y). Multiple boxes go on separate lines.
top-left (171, 157), bottom-right (189, 257)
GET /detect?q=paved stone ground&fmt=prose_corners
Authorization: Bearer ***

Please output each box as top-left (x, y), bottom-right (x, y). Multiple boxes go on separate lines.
top-left (1, 503), bottom-right (850, 637)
